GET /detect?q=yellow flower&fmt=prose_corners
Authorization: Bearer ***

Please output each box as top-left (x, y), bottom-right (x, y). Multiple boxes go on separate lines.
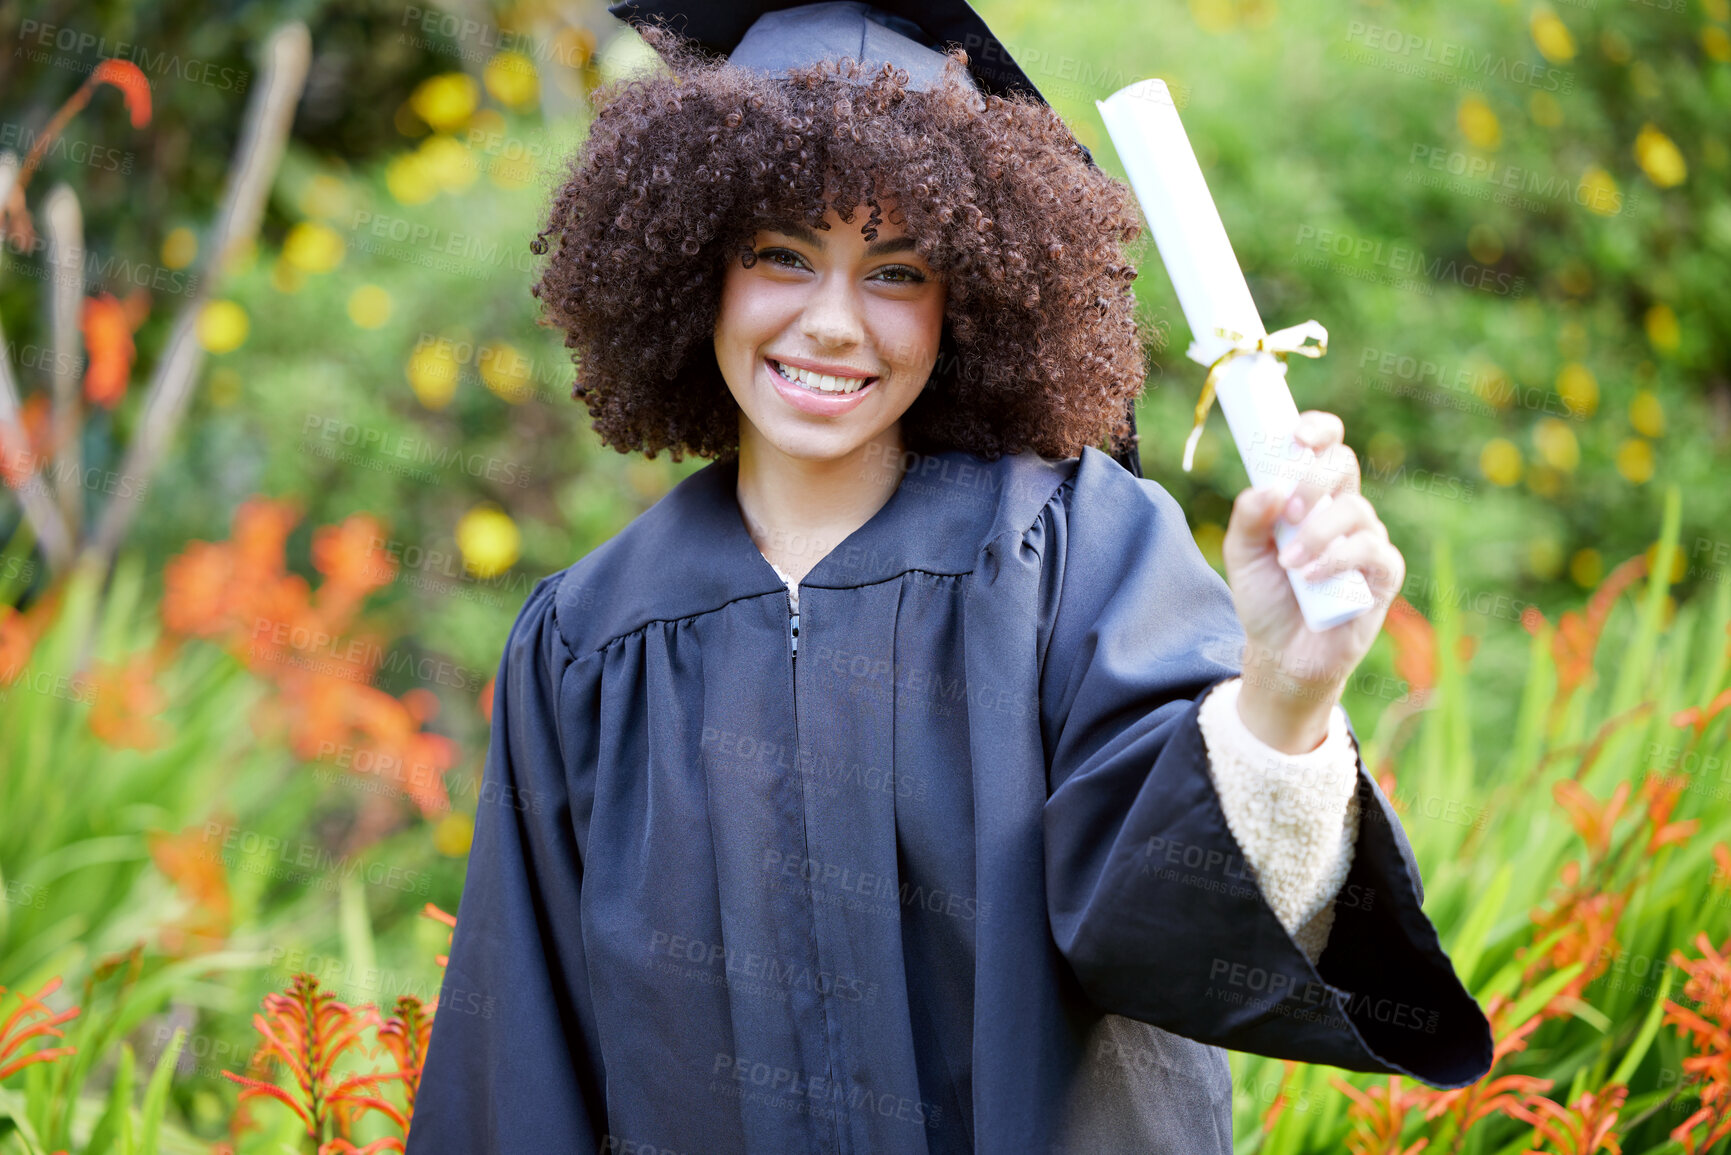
top-left (1188, 0), bottom-right (1238, 33)
top-left (270, 259), bottom-right (304, 295)
top-left (1527, 464), bottom-right (1563, 498)
top-left (1534, 418), bottom-right (1580, 471)
top-left (410, 73), bottom-right (478, 131)
top-left (1703, 26), bottom-right (1731, 63)
top-left (406, 341), bottom-right (460, 409)
top-left (1576, 167), bottom-right (1621, 217)
top-left (1480, 438), bottom-right (1523, 486)
top-left (1467, 224), bottom-right (1503, 264)
top-left (457, 505), bottom-right (521, 578)
top-left (1570, 548), bottom-right (1603, 588)
top-left (161, 226), bottom-right (197, 270)
top-left (433, 813), bottom-right (474, 857)
top-left (386, 153), bottom-right (436, 206)
top-left (1470, 362), bottom-right (1514, 411)
top-left (1458, 95), bottom-right (1502, 150)
top-left (479, 342), bottom-right (533, 403)
top-left (1629, 390), bottom-right (1664, 437)
top-left (197, 300), bottom-right (249, 354)
top-left (1615, 438), bottom-right (1654, 484)
top-left (1635, 124), bottom-right (1687, 188)
top-left (417, 134), bottom-right (477, 192)
top-left (1528, 538), bottom-right (1563, 579)
top-left (484, 51), bottom-right (539, 109)
top-left (347, 284), bottom-right (393, 330)
top-left (282, 221), bottom-right (345, 274)
top-left (1556, 363), bottom-right (1598, 417)
top-left (1645, 541), bottom-right (1688, 583)
top-left (1645, 303), bottom-right (1681, 353)
top-left (298, 174), bottom-right (351, 220)
top-left (1193, 522), bottom-right (1225, 569)
top-left (1530, 10), bottom-right (1577, 61)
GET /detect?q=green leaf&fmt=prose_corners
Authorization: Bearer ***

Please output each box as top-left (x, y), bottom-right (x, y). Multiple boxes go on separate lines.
top-left (81, 1040), bottom-right (135, 1155)
top-left (1447, 862), bottom-right (1513, 990)
top-left (137, 1027), bottom-right (184, 1155)
top-left (1502, 962), bottom-right (1584, 1032)
top-left (1610, 966), bottom-right (1675, 1086)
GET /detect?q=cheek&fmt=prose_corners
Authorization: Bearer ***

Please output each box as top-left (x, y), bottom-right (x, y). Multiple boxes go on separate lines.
top-left (872, 296), bottom-right (947, 373)
top-left (716, 274), bottom-right (798, 358)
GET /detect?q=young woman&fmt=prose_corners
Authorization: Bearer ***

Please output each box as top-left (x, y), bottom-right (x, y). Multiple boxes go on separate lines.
top-left (406, 5), bottom-right (1492, 1152)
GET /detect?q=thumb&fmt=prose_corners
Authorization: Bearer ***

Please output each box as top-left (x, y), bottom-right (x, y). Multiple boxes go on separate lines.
top-left (1226, 484), bottom-right (1285, 557)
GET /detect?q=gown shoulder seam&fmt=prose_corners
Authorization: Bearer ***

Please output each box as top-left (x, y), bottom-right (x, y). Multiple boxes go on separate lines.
top-left (558, 585), bottom-right (792, 660)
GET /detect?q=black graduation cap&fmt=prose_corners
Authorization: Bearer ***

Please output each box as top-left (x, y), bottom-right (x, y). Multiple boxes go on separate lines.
top-left (604, 0), bottom-right (1144, 478)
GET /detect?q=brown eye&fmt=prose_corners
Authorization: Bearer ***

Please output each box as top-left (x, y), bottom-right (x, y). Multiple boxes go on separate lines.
top-left (758, 248), bottom-right (808, 270)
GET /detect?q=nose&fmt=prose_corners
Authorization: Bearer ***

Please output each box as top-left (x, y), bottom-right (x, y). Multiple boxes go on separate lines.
top-left (798, 270), bottom-right (864, 351)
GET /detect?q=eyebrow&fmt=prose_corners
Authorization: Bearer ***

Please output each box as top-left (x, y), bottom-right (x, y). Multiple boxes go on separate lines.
top-left (768, 222), bottom-right (921, 259)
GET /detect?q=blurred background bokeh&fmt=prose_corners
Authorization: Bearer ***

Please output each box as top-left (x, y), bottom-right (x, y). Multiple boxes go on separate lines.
top-left (1, 0), bottom-right (1728, 1150)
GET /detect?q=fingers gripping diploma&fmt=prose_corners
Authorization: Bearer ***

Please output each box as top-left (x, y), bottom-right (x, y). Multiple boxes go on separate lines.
top-left (1221, 411), bottom-right (1407, 754)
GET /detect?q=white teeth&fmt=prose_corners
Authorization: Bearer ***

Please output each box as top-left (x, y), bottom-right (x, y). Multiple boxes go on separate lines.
top-left (773, 359), bottom-right (871, 394)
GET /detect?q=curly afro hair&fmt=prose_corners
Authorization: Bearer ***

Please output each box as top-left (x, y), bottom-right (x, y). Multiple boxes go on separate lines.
top-left (530, 26), bottom-right (1153, 463)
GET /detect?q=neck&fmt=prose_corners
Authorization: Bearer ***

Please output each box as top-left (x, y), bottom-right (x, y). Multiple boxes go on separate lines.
top-left (734, 421), bottom-right (907, 584)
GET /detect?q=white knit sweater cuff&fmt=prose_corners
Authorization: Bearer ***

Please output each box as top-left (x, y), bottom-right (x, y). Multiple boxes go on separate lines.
top-left (1197, 676), bottom-right (1362, 965)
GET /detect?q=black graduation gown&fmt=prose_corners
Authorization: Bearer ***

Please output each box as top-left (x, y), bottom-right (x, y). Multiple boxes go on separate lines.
top-left (403, 445), bottom-right (1492, 1155)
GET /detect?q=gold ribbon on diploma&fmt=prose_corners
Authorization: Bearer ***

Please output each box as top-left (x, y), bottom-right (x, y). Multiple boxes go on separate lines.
top-left (1180, 319), bottom-right (1329, 472)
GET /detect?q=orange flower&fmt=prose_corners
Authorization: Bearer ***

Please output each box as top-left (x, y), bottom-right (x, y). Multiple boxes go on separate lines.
top-left (160, 497), bottom-right (459, 819)
top-left (6, 60), bottom-right (153, 248)
top-left (1506, 1084), bottom-right (1627, 1153)
top-left (162, 541), bottom-right (236, 636)
top-left (1665, 933), bottom-right (1731, 1154)
top-left (1423, 997), bottom-right (1553, 1139)
top-left (1641, 773), bottom-right (1698, 854)
top-left (1550, 555), bottom-right (1648, 725)
top-left (423, 903), bottom-right (456, 971)
top-left (232, 497), bottom-right (302, 582)
top-left (1331, 1074), bottom-right (1432, 1155)
top-left (477, 674), bottom-right (495, 724)
top-left (1673, 687), bottom-right (1731, 738)
top-left (0, 607), bottom-right (34, 685)
top-left (1380, 596), bottom-right (1475, 699)
top-left (222, 974), bottom-right (403, 1144)
top-left (146, 822), bottom-right (233, 956)
top-left (79, 291), bottom-right (147, 408)
top-left (0, 394), bottom-right (53, 489)
top-left (90, 60), bottom-right (152, 128)
top-left (1552, 780), bottom-right (1630, 864)
top-left (1526, 889), bottom-right (1626, 1018)
top-left (0, 592), bottom-right (62, 685)
top-left (1382, 597), bottom-right (1437, 696)
top-left (88, 652), bottom-right (171, 749)
top-left (314, 515), bottom-right (396, 595)
top-left (368, 994), bottom-right (434, 1133)
top-left (0, 976), bottom-right (81, 1082)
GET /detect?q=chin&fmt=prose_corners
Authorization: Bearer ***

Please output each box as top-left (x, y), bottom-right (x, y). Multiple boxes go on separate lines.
top-left (759, 422), bottom-right (875, 464)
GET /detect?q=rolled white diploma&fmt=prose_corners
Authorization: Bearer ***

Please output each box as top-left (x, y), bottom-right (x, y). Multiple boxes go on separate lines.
top-left (1096, 79), bottom-right (1375, 632)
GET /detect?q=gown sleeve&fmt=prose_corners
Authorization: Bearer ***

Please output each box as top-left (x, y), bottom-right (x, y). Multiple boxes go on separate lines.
top-left (404, 573), bottom-right (605, 1153)
top-left (1037, 459), bottom-right (1493, 1089)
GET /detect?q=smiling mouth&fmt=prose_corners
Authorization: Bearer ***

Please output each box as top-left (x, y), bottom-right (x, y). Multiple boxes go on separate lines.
top-left (768, 358), bottom-right (877, 395)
